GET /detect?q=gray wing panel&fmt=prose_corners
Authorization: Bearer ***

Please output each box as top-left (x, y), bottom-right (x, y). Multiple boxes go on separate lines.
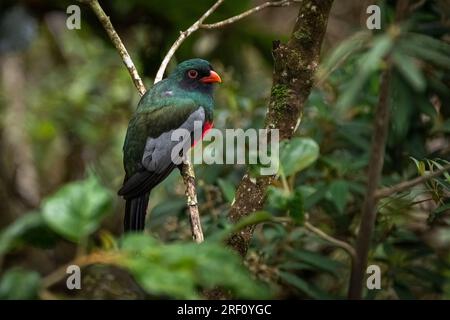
top-left (141, 107), bottom-right (205, 173)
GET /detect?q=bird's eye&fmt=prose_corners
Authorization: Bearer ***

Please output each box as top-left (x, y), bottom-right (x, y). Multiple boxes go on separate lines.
top-left (188, 69), bottom-right (198, 79)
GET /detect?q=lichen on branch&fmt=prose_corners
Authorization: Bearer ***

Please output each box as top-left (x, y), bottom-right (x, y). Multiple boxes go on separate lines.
top-left (228, 0), bottom-right (334, 257)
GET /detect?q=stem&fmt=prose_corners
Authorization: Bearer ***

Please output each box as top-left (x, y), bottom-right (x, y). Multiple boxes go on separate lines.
top-left (375, 164), bottom-right (450, 199)
top-left (200, 0), bottom-right (292, 29)
top-left (179, 161), bottom-right (204, 243)
top-left (305, 221), bottom-right (356, 262)
top-left (348, 64), bottom-right (392, 299)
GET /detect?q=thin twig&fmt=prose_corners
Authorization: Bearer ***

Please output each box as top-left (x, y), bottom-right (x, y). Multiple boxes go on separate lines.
top-left (179, 161), bottom-right (204, 243)
top-left (154, 0), bottom-right (296, 83)
top-left (304, 221), bottom-right (356, 261)
top-left (348, 3), bottom-right (412, 299)
top-left (81, 0), bottom-right (146, 96)
top-left (375, 164), bottom-right (450, 200)
top-left (348, 63), bottom-right (392, 299)
top-left (272, 216), bottom-right (355, 260)
top-left (409, 0), bottom-right (426, 13)
top-left (200, 0), bottom-right (292, 29)
top-left (154, 0), bottom-right (226, 83)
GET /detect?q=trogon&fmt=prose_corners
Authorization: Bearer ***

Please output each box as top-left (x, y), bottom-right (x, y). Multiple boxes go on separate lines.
top-left (118, 59), bottom-right (221, 232)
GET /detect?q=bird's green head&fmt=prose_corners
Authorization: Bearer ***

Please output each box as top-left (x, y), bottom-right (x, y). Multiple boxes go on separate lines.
top-left (168, 58), bottom-right (221, 94)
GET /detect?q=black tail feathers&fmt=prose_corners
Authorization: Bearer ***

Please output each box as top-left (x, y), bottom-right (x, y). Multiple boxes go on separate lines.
top-left (124, 193), bottom-right (150, 232)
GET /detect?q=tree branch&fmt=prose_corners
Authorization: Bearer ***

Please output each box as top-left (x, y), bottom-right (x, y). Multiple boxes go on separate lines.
top-left (375, 164), bottom-right (450, 200)
top-left (348, 63), bottom-right (392, 299)
top-left (81, 0), bottom-right (146, 96)
top-left (200, 0), bottom-right (293, 29)
top-left (227, 0), bottom-right (334, 257)
top-left (304, 221), bottom-right (356, 261)
top-left (179, 161), bottom-right (204, 243)
top-left (154, 0), bottom-right (226, 83)
top-left (348, 0), bottom-right (415, 299)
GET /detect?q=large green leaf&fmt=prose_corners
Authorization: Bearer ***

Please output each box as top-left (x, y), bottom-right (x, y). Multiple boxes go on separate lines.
top-left (280, 137), bottom-right (319, 176)
top-left (120, 234), bottom-right (270, 299)
top-left (41, 174), bottom-right (113, 242)
top-left (0, 268), bottom-right (41, 300)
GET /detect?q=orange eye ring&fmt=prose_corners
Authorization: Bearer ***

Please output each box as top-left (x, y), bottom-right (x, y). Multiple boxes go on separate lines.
top-left (188, 69), bottom-right (198, 79)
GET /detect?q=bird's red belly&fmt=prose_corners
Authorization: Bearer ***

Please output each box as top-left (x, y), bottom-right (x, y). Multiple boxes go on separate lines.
top-left (192, 121), bottom-right (213, 146)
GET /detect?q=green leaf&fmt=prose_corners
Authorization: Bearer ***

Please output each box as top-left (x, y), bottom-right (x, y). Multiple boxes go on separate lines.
top-left (279, 271), bottom-right (332, 299)
top-left (428, 160), bottom-right (450, 183)
top-left (299, 183), bottom-right (328, 210)
top-left (410, 157), bottom-right (425, 176)
top-left (427, 202), bottom-right (450, 224)
top-left (327, 180), bottom-right (349, 214)
top-left (394, 281), bottom-right (415, 300)
top-left (405, 33), bottom-right (450, 56)
top-left (278, 262), bottom-right (314, 271)
top-left (337, 35), bottom-right (393, 108)
top-left (217, 178), bottom-right (236, 203)
top-left (0, 213), bottom-right (44, 256)
top-left (213, 211), bottom-right (273, 242)
top-left (41, 174), bottom-right (113, 242)
top-left (287, 189), bottom-right (305, 224)
top-left (0, 268), bottom-right (41, 300)
top-left (280, 137), bottom-right (319, 176)
top-left (390, 71), bottom-right (414, 142)
top-left (266, 186), bottom-right (290, 212)
top-left (407, 266), bottom-right (445, 289)
top-left (289, 249), bottom-right (344, 277)
top-left (399, 36), bottom-right (450, 70)
top-left (319, 31), bottom-right (371, 81)
top-left (392, 51), bottom-right (425, 91)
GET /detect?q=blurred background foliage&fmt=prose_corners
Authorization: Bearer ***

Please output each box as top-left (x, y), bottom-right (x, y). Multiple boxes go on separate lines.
top-left (0, 0), bottom-right (449, 299)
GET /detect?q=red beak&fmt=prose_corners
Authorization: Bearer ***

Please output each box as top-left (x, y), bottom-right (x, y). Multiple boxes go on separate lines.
top-left (200, 70), bottom-right (222, 84)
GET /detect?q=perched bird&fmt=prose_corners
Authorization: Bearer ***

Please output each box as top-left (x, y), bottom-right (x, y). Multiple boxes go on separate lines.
top-left (118, 59), bottom-right (221, 232)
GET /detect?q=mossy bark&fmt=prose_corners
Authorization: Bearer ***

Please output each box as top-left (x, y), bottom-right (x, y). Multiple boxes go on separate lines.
top-left (228, 0), bottom-right (334, 257)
